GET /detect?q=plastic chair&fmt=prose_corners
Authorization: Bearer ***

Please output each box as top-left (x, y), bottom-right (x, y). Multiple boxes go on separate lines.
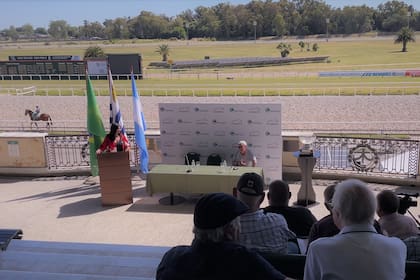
top-left (207, 153), bottom-right (222, 166)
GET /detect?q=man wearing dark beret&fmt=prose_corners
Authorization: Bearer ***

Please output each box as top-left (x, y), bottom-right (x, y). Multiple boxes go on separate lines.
top-left (156, 193), bottom-right (291, 280)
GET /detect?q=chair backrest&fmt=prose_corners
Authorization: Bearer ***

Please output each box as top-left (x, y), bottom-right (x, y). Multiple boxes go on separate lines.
top-left (207, 153), bottom-right (222, 166)
top-left (185, 152), bottom-right (200, 165)
top-left (260, 252), bottom-right (306, 280)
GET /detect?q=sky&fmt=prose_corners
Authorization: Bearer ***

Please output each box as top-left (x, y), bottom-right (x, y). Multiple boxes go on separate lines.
top-left (1, 0), bottom-right (419, 30)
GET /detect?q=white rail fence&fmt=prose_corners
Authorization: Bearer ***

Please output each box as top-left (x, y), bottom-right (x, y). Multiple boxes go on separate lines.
top-left (1, 86), bottom-right (420, 97)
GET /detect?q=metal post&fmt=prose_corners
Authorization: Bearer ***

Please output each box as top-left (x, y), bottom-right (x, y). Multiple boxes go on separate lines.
top-left (326, 18), bottom-right (330, 42)
top-left (253, 20), bottom-right (257, 43)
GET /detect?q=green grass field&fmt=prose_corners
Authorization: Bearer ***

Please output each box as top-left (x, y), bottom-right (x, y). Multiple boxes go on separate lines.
top-left (1, 36), bottom-right (419, 95)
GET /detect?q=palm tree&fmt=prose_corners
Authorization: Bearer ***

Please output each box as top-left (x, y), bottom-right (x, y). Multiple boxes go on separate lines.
top-left (84, 46), bottom-right (106, 59)
top-left (156, 44), bottom-right (170, 61)
top-left (394, 27), bottom-right (415, 52)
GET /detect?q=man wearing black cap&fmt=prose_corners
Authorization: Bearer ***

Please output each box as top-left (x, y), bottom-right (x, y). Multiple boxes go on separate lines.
top-left (156, 193), bottom-right (290, 280)
top-left (237, 173), bottom-right (296, 254)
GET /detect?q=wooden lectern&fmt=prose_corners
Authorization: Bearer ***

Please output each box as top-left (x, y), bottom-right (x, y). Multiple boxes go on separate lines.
top-left (98, 152), bottom-right (133, 206)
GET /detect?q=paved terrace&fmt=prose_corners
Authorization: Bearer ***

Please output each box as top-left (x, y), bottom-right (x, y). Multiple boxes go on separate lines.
top-left (0, 175), bottom-right (419, 279)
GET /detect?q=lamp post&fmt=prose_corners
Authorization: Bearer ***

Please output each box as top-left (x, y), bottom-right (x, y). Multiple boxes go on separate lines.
top-left (326, 18), bottom-right (330, 42)
top-left (253, 20), bottom-right (257, 43)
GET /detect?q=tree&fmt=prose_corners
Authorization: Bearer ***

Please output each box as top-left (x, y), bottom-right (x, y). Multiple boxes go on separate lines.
top-left (48, 20), bottom-right (69, 39)
top-left (394, 27), bottom-right (415, 52)
top-left (276, 42), bottom-right (292, 58)
top-left (298, 41), bottom-right (305, 51)
top-left (156, 44), bottom-right (170, 61)
top-left (273, 14), bottom-right (287, 37)
top-left (84, 46), bottom-right (106, 59)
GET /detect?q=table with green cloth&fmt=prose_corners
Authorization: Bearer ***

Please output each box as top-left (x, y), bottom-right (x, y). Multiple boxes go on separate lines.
top-left (146, 164), bottom-right (264, 196)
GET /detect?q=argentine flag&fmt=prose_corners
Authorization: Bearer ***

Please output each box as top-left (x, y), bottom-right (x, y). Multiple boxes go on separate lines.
top-left (131, 71), bottom-right (149, 173)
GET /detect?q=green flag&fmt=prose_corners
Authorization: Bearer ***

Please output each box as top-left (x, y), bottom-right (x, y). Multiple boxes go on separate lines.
top-left (86, 75), bottom-right (106, 176)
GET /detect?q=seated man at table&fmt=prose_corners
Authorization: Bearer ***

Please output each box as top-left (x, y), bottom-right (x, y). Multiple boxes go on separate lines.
top-left (264, 180), bottom-right (317, 237)
top-left (237, 172), bottom-right (296, 254)
top-left (232, 140), bottom-right (257, 167)
top-left (304, 179), bottom-right (406, 280)
top-left (156, 193), bottom-right (291, 280)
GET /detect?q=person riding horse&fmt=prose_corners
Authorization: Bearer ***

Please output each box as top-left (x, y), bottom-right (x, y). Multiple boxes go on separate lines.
top-left (32, 105), bottom-right (41, 121)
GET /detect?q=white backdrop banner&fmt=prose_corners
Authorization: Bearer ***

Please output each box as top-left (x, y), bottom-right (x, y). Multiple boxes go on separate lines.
top-left (159, 103), bottom-right (282, 183)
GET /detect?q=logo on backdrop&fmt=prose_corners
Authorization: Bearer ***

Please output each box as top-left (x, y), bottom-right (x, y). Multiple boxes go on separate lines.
top-left (213, 107), bottom-right (225, 113)
top-left (265, 131), bottom-right (281, 136)
top-left (196, 119), bottom-right (209, 125)
top-left (267, 119), bottom-right (280, 125)
top-left (178, 106), bottom-right (190, 112)
top-left (195, 107), bottom-right (208, 112)
top-left (248, 107), bottom-right (261, 113)
top-left (212, 119), bottom-right (226, 124)
top-left (179, 131), bottom-right (192, 136)
top-left (179, 141), bottom-right (193, 147)
top-left (198, 142), bottom-right (210, 148)
top-left (160, 107), bottom-right (174, 112)
top-left (248, 120), bottom-right (262, 125)
top-left (177, 119), bottom-right (192, 124)
top-left (230, 131), bottom-right (244, 136)
top-left (232, 119), bottom-right (243, 125)
top-left (161, 130), bottom-right (177, 135)
top-left (266, 107), bottom-right (281, 113)
top-left (229, 107), bottom-right (244, 113)
top-left (195, 131), bottom-right (209, 136)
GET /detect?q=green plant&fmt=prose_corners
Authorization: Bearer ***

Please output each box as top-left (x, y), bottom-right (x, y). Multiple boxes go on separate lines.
top-left (276, 43), bottom-right (292, 58)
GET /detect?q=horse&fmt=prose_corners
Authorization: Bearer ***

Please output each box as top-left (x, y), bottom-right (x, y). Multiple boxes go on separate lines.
top-left (25, 109), bottom-right (53, 129)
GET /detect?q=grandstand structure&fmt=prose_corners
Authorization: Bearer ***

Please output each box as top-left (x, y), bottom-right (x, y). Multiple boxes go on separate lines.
top-left (150, 56), bottom-right (329, 69)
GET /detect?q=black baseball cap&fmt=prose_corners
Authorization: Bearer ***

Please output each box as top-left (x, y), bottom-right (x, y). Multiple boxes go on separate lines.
top-left (237, 172), bottom-right (264, 196)
top-left (194, 193), bottom-right (249, 229)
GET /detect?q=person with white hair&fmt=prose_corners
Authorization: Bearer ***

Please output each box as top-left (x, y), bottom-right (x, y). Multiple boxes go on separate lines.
top-left (232, 140), bottom-right (257, 167)
top-left (304, 179), bottom-right (406, 280)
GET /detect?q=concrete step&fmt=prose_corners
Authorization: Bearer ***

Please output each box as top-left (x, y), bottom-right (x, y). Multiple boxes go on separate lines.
top-left (0, 240), bottom-right (170, 280)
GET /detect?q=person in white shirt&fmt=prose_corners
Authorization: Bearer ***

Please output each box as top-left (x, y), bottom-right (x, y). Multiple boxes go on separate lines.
top-left (304, 179), bottom-right (406, 280)
top-left (232, 140), bottom-right (257, 167)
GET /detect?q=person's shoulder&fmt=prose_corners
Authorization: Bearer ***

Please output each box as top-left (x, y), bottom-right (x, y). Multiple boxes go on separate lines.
top-left (263, 211), bottom-right (288, 223)
top-left (162, 245), bottom-right (192, 258)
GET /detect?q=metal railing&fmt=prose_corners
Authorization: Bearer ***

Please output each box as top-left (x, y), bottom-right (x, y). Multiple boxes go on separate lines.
top-left (45, 134), bottom-right (143, 170)
top-left (314, 136), bottom-right (420, 178)
top-left (43, 134), bottom-right (420, 179)
top-left (2, 86), bottom-right (420, 97)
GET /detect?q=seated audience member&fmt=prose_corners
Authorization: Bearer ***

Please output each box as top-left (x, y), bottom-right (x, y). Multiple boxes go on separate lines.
top-left (237, 173), bottom-right (296, 254)
top-left (377, 190), bottom-right (419, 239)
top-left (264, 180), bottom-right (317, 237)
top-left (404, 234), bottom-right (420, 262)
top-left (156, 193), bottom-right (291, 280)
top-left (232, 140), bottom-right (257, 167)
top-left (304, 179), bottom-right (406, 280)
top-left (307, 183), bottom-right (382, 248)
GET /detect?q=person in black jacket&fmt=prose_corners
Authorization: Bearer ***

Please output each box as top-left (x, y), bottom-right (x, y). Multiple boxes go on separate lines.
top-left (264, 180), bottom-right (317, 237)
